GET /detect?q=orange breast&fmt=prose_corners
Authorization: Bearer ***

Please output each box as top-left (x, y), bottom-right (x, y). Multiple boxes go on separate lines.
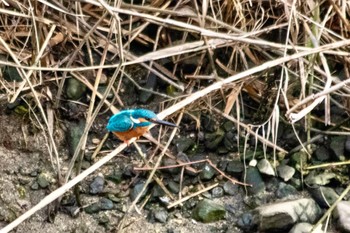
top-left (113, 126), bottom-right (149, 142)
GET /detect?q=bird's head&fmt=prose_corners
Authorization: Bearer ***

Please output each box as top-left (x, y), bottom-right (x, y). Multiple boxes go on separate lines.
top-left (130, 109), bottom-right (177, 128)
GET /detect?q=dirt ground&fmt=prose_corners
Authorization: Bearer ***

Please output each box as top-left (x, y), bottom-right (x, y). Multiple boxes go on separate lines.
top-left (0, 101), bottom-right (246, 233)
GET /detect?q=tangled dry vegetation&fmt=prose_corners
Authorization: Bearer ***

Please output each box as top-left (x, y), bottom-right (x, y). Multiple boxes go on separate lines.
top-left (1, 0), bottom-right (350, 232)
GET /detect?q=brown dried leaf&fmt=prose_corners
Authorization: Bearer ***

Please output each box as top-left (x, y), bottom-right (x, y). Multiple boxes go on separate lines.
top-left (224, 85), bottom-right (242, 115)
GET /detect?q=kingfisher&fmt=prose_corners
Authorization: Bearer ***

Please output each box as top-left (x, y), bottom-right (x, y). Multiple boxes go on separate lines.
top-left (106, 109), bottom-right (177, 145)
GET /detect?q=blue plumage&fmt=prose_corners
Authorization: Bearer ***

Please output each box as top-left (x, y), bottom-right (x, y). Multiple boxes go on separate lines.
top-left (107, 109), bottom-right (159, 132)
top-left (107, 109), bottom-right (177, 144)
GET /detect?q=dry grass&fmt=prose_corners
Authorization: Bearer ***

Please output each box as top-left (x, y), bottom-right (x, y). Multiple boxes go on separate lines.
top-left (1, 0), bottom-right (350, 232)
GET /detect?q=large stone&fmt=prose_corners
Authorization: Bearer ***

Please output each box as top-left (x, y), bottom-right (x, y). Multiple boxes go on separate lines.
top-left (192, 199), bottom-right (226, 223)
top-left (239, 198), bottom-right (321, 232)
top-left (333, 201), bottom-right (350, 232)
top-left (289, 222), bottom-right (323, 233)
top-left (257, 198), bottom-right (321, 232)
top-left (307, 185), bottom-right (339, 208)
top-left (244, 166), bottom-right (265, 195)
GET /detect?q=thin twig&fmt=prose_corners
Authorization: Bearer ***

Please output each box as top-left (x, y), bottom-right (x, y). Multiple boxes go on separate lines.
top-left (167, 183), bottom-right (219, 209)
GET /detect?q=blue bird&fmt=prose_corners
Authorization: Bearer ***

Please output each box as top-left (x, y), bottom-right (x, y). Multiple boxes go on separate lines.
top-left (107, 109), bottom-right (177, 145)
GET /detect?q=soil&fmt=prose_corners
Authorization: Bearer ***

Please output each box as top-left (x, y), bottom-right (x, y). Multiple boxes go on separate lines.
top-left (0, 100), bottom-right (247, 233)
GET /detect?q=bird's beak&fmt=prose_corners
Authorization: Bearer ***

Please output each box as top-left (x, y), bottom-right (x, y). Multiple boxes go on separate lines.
top-left (149, 118), bottom-right (177, 127)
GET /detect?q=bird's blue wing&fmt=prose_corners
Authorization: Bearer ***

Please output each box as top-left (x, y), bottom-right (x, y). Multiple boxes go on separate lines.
top-left (106, 113), bottom-right (132, 132)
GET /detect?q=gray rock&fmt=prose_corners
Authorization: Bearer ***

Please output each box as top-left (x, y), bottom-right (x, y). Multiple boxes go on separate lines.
top-left (330, 136), bottom-right (346, 161)
top-left (243, 193), bottom-right (267, 208)
top-left (89, 175), bottom-right (105, 195)
top-left (255, 198), bottom-right (321, 232)
top-left (174, 137), bottom-right (195, 153)
top-left (84, 202), bottom-right (101, 214)
top-left (307, 185), bottom-right (339, 208)
top-left (226, 160), bottom-right (244, 174)
top-left (85, 198), bottom-right (114, 214)
top-left (130, 181), bottom-right (148, 201)
top-left (277, 165), bottom-right (295, 182)
top-left (30, 182), bottom-right (39, 190)
top-left (276, 182), bottom-right (298, 199)
top-left (211, 187), bottom-right (224, 198)
top-left (244, 166), bottom-right (265, 195)
top-left (37, 172), bottom-right (53, 188)
top-left (64, 206), bottom-right (80, 218)
top-left (223, 181), bottom-right (239, 196)
top-left (314, 146), bottom-right (330, 161)
top-left (257, 159), bottom-right (275, 176)
top-left (289, 222), bottom-right (322, 233)
top-left (154, 209), bottom-right (168, 223)
top-left (165, 180), bottom-right (179, 194)
top-left (333, 201), bottom-right (350, 232)
top-left (100, 197), bottom-right (114, 210)
top-left (200, 163), bottom-right (216, 180)
top-left (237, 212), bottom-right (258, 232)
top-left (192, 199), bottom-right (226, 223)
top-left (162, 157), bottom-right (180, 174)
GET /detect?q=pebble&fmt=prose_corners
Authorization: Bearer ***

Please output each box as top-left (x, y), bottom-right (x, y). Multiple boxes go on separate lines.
top-left (167, 180), bottom-right (180, 194)
top-left (192, 199), bottom-right (226, 223)
top-left (226, 160), bottom-right (244, 174)
top-left (211, 186), bottom-right (224, 198)
top-left (100, 197), bottom-right (114, 210)
top-left (154, 209), bottom-right (168, 223)
top-left (277, 165), bottom-right (295, 182)
top-left (37, 172), bottom-right (53, 188)
top-left (89, 175), bottom-right (105, 194)
top-left (130, 181), bottom-right (148, 201)
top-left (200, 163), bottom-right (216, 180)
top-left (257, 159), bottom-right (275, 176)
top-left (223, 181), bottom-right (239, 196)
